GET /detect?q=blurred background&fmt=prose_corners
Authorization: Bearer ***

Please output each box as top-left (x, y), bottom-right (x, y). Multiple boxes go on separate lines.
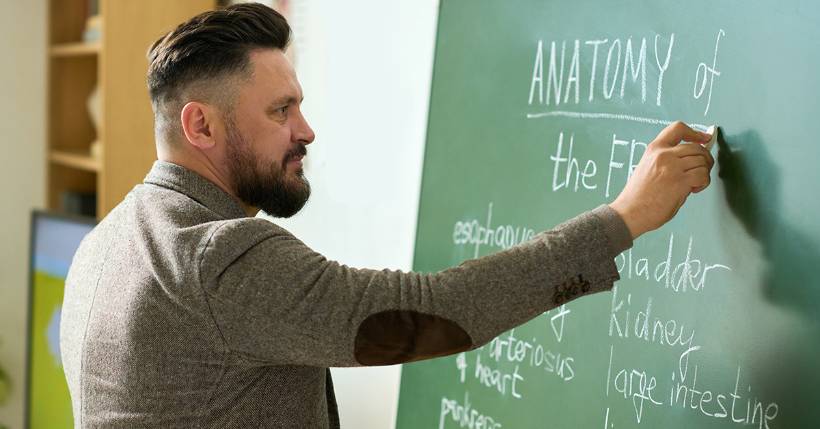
top-left (0, 0), bottom-right (438, 427)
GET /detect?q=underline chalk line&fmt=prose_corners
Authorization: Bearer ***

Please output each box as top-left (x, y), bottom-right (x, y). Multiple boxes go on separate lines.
top-left (526, 110), bottom-right (708, 131)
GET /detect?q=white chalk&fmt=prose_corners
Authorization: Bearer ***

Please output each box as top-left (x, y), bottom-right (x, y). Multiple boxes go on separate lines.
top-left (705, 125), bottom-right (718, 150)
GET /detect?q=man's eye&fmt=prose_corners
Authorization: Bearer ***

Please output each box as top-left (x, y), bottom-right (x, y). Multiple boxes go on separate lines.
top-left (270, 106), bottom-right (288, 117)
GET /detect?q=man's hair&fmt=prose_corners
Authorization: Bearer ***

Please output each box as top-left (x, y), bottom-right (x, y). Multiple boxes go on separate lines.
top-left (147, 3), bottom-right (291, 143)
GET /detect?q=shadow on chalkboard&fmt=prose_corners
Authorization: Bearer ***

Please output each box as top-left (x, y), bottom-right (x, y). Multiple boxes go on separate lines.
top-left (717, 129), bottom-right (820, 324)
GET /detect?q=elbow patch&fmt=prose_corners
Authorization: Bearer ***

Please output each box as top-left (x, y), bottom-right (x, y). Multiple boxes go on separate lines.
top-left (354, 310), bottom-right (473, 366)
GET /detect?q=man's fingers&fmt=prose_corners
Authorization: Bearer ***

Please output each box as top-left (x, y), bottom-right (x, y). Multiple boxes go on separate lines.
top-left (704, 146), bottom-right (715, 168)
top-left (680, 154), bottom-right (711, 172)
top-left (670, 142), bottom-right (715, 168)
top-left (670, 142), bottom-right (709, 157)
top-left (652, 121), bottom-right (711, 148)
top-left (685, 166), bottom-right (711, 190)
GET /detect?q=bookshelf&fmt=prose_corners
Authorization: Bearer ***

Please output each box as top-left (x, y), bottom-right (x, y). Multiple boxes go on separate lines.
top-left (47, 0), bottom-right (215, 218)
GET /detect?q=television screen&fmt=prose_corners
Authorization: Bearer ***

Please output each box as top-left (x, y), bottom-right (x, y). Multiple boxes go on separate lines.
top-left (26, 211), bottom-right (95, 428)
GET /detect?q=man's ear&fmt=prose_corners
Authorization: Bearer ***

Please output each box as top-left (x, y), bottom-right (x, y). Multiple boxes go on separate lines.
top-left (180, 101), bottom-right (218, 150)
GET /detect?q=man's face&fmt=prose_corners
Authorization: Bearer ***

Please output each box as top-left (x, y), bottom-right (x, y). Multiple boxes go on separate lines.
top-left (223, 49), bottom-right (315, 217)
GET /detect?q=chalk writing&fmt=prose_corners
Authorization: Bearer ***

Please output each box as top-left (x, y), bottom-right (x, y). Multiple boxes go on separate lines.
top-left (459, 328), bottom-right (578, 400)
top-left (669, 364), bottom-right (779, 428)
top-left (474, 354), bottom-right (524, 399)
top-left (548, 304), bottom-right (570, 342)
top-left (615, 233), bottom-right (732, 293)
top-left (547, 132), bottom-right (654, 199)
top-left (549, 132), bottom-right (599, 192)
top-left (440, 392), bottom-right (503, 429)
top-left (452, 203), bottom-right (537, 258)
top-left (693, 29), bottom-right (726, 116)
top-left (528, 34), bottom-right (675, 107)
top-left (605, 345), bottom-right (663, 423)
top-left (604, 345), bottom-right (780, 427)
top-left (527, 30), bottom-right (726, 125)
top-left (484, 330), bottom-right (576, 383)
top-left (605, 134), bottom-right (646, 198)
top-left (609, 286), bottom-right (698, 354)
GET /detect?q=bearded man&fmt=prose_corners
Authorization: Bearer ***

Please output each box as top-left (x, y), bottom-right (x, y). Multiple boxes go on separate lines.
top-left (60, 3), bottom-right (714, 428)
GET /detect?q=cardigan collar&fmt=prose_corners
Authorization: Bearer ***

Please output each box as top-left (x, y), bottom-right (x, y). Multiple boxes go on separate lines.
top-left (143, 160), bottom-right (248, 220)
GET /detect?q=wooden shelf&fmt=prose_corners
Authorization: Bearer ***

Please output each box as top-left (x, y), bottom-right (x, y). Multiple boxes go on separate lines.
top-left (49, 149), bottom-right (101, 172)
top-left (47, 0), bottom-right (215, 218)
top-left (50, 42), bottom-right (100, 57)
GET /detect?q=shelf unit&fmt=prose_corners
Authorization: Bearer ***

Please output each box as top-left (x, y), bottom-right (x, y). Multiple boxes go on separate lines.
top-left (47, 0), bottom-right (215, 218)
top-left (49, 150), bottom-right (101, 172)
top-left (50, 42), bottom-right (101, 57)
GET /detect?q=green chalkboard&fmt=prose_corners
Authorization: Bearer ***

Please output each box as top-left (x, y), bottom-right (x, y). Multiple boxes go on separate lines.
top-left (396, 1), bottom-right (820, 428)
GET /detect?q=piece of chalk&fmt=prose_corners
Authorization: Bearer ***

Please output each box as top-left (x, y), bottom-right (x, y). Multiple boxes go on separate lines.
top-left (705, 125), bottom-right (718, 150)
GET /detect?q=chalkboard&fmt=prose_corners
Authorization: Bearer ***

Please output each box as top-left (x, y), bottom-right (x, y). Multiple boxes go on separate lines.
top-left (395, 1), bottom-right (820, 428)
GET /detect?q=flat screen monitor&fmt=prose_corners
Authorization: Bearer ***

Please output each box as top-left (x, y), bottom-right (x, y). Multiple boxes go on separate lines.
top-left (25, 211), bottom-right (95, 428)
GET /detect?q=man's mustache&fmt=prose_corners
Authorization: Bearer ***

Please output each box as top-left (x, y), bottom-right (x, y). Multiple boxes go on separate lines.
top-left (283, 144), bottom-right (307, 164)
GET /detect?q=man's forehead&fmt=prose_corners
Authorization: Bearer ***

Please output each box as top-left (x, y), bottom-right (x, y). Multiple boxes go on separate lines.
top-left (248, 49), bottom-right (302, 99)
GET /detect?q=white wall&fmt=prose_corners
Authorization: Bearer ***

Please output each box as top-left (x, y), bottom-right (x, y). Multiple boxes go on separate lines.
top-left (265, 1), bottom-right (440, 427)
top-left (0, 1), bottom-right (47, 427)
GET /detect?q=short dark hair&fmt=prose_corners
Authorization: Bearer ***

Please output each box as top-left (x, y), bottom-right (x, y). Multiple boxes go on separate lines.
top-left (147, 3), bottom-right (291, 142)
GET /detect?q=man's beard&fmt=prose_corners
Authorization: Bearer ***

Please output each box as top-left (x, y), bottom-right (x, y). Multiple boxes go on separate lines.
top-left (224, 117), bottom-right (311, 218)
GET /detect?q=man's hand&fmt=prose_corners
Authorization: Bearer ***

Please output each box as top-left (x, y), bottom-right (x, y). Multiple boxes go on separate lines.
top-left (609, 121), bottom-right (715, 240)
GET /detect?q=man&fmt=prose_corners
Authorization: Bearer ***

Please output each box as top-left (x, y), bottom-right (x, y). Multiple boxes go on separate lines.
top-left (60, 3), bottom-right (714, 428)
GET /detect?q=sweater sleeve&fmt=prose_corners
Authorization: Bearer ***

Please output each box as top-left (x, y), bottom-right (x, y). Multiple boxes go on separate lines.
top-left (198, 205), bottom-right (631, 367)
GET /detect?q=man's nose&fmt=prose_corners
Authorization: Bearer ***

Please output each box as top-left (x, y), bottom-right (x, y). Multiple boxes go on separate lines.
top-left (293, 110), bottom-right (315, 145)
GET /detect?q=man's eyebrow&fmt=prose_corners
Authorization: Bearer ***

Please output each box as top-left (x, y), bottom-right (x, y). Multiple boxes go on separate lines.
top-left (268, 95), bottom-right (305, 108)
